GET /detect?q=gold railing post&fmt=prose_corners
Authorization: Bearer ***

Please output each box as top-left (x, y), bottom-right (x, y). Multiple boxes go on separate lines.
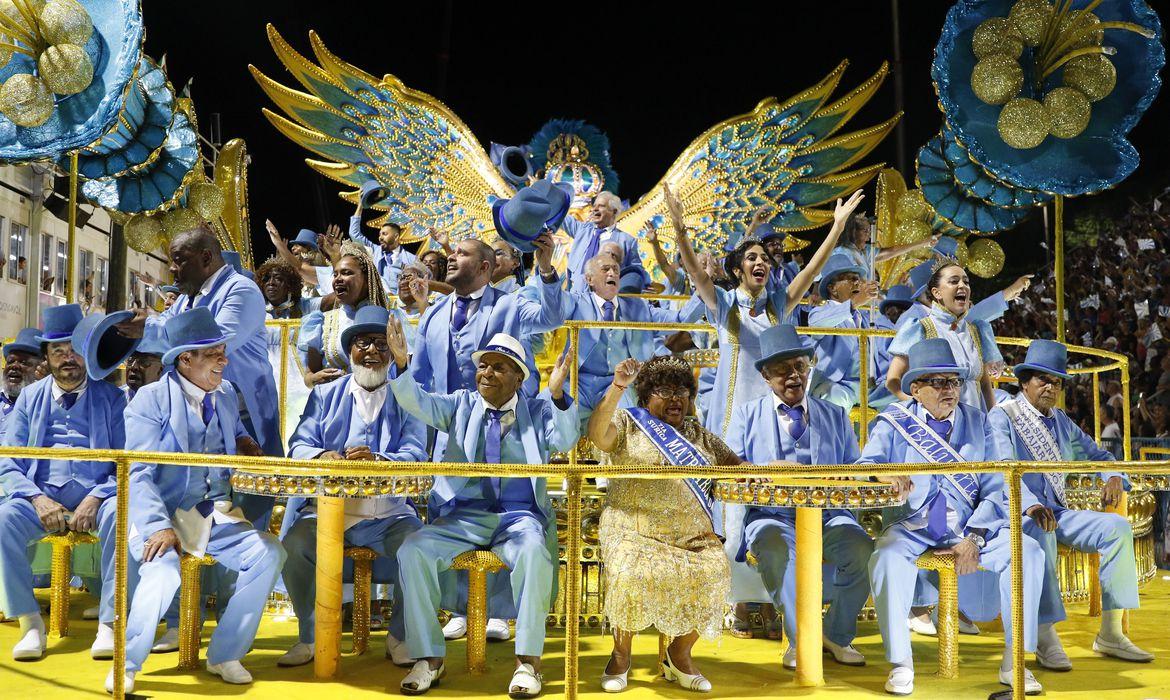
top-left (314, 495), bottom-right (346, 679)
top-left (1092, 372), bottom-right (1102, 445)
top-left (1008, 466), bottom-right (1025, 700)
top-left (113, 457), bottom-right (130, 700)
top-left (794, 507), bottom-right (824, 686)
top-left (564, 472), bottom-right (583, 700)
top-left (1054, 195), bottom-right (1065, 347)
top-left (858, 328), bottom-right (870, 448)
top-left (279, 321), bottom-right (291, 445)
top-left (1120, 361), bottom-right (1132, 462)
top-left (65, 152), bottom-right (78, 304)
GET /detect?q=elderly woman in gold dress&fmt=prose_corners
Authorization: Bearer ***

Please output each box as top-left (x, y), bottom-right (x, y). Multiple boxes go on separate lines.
top-left (588, 355), bottom-right (743, 694)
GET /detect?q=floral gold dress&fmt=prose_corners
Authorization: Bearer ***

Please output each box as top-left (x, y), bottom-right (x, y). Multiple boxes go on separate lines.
top-left (598, 409), bottom-right (737, 639)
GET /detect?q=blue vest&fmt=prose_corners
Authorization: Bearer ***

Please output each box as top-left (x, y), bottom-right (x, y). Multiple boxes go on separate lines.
top-left (456, 420), bottom-right (538, 514)
top-left (176, 401), bottom-right (229, 511)
top-left (447, 319), bottom-right (479, 392)
top-left (747, 410), bottom-right (811, 523)
top-left (41, 394), bottom-right (93, 489)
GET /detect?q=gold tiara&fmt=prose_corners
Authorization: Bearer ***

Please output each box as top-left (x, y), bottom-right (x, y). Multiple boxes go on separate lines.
top-left (931, 255), bottom-right (962, 274)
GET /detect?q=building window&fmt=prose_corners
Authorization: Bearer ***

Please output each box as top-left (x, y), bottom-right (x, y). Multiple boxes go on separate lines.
top-left (96, 256), bottom-right (108, 309)
top-left (7, 220), bottom-right (25, 283)
top-left (78, 248), bottom-right (93, 305)
top-left (40, 233), bottom-right (52, 290)
top-left (55, 240), bottom-right (67, 296)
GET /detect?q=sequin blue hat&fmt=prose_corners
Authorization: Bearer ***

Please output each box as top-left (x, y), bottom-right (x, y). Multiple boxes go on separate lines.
top-left (3, 328), bottom-right (42, 358)
top-left (901, 338), bottom-right (963, 395)
top-left (71, 310), bottom-right (139, 380)
top-left (880, 284), bottom-right (915, 314)
top-left (340, 305), bottom-right (390, 355)
top-left (818, 254), bottom-right (866, 299)
top-left (291, 229), bottom-right (319, 250)
top-left (162, 307), bottom-right (234, 366)
top-left (37, 304), bottom-right (85, 343)
top-left (491, 179), bottom-right (572, 253)
top-left (1013, 339), bottom-right (1071, 381)
top-left (755, 324), bottom-right (814, 370)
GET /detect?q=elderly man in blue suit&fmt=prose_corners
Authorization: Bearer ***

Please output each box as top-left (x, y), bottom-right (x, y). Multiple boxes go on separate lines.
top-left (385, 322), bottom-right (577, 698)
top-left (561, 191), bottom-right (645, 293)
top-left (989, 340), bottom-right (1152, 669)
top-left (114, 308), bottom-right (284, 694)
top-left (727, 324), bottom-right (873, 671)
top-left (277, 305), bottom-right (429, 669)
top-left (862, 338), bottom-right (1045, 696)
top-left (0, 305), bottom-right (127, 662)
top-left (0, 327), bottom-right (41, 439)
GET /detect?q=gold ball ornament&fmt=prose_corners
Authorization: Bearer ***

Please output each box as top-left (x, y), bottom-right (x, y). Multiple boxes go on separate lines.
top-left (953, 237), bottom-right (970, 268)
top-left (896, 189), bottom-right (930, 222)
top-left (1056, 11), bottom-right (1102, 50)
top-left (894, 219), bottom-right (933, 246)
top-left (187, 181), bottom-right (226, 220)
top-left (997, 97), bottom-right (1051, 149)
top-left (161, 207), bottom-right (204, 238)
top-left (38, 43), bottom-right (93, 95)
top-left (967, 238), bottom-right (1006, 278)
top-left (1044, 87), bottom-right (1091, 139)
top-left (971, 54), bottom-right (1024, 105)
top-left (972, 17), bottom-right (1024, 59)
top-left (1062, 54), bottom-right (1116, 102)
top-left (124, 215), bottom-right (165, 253)
top-left (39, 0), bottom-right (92, 46)
top-left (0, 73), bottom-right (53, 127)
top-left (1008, 0), bottom-right (1053, 46)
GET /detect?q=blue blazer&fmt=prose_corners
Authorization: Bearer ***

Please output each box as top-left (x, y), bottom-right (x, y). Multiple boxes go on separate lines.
top-left (556, 291), bottom-right (706, 370)
top-left (808, 299), bottom-right (869, 383)
top-left (149, 266), bottom-right (281, 456)
top-left (987, 400), bottom-right (1127, 513)
top-left (124, 372), bottom-right (250, 540)
top-left (348, 215), bottom-right (417, 293)
top-left (561, 217), bottom-right (644, 293)
top-left (0, 376), bottom-right (126, 501)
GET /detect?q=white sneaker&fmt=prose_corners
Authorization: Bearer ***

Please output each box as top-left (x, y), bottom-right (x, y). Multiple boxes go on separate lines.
top-left (277, 642), bottom-right (315, 667)
top-left (1093, 634), bottom-right (1155, 662)
top-left (509, 662), bottom-right (544, 698)
top-left (781, 646), bottom-right (796, 671)
top-left (823, 636), bottom-right (866, 666)
top-left (486, 618), bottom-right (512, 641)
top-left (207, 659), bottom-right (254, 684)
top-left (13, 618), bottom-right (46, 661)
top-left (998, 667), bottom-right (1043, 695)
top-left (885, 667), bottom-right (914, 695)
top-left (401, 660), bottom-right (444, 695)
top-left (91, 623), bottom-right (115, 660)
top-left (104, 669), bottom-right (135, 694)
top-left (441, 615), bottom-right (467, 640)
top-left (385, 633), bottom-right (414, 666)
top-left (907, 613), bottom-right (936, 636)
top-left (82, 606), bottom-right (99, 621)
top-left (152, 627), bottom-right (180, 653)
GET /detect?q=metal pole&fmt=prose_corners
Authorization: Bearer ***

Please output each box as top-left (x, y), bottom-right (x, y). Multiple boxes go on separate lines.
top-left (279, 321), bottom-right (290, 447)
top-left (564, 325), bottom-right (581, 700)
top-left (859, 329), bottom-right (870, 448)
top-left (794, 508), bottom-right (825, 686)
top-left (890, 0), bottom-right (907, 176)
top-left (113, 457), bottom-right (129, 699)
top-left (65, 152), bottom-right (78, 303)
top-left (1008, 469), bottom-right (1024, 700)
top-left (1054, 196), bottom-right (1065, 346)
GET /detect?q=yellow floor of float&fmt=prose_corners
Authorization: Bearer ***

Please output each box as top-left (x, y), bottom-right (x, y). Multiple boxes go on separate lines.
top-left (4, 578), bottom-right (1170, 699)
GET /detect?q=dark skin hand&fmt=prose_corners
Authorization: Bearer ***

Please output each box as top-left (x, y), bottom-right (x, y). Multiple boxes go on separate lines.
top-left (143, 528), bottom-right (182, 562)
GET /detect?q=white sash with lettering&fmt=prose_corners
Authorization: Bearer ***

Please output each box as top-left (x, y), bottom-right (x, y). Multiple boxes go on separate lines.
top-left (877, 403), bottom-right (978, 507)
top-left (1000, 398), bottom-right (1065, 505)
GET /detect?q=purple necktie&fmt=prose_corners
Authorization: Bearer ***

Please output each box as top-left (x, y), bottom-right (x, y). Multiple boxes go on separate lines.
top-left (602, 300), bottom-right (615, 322)
top-left (61, 392), bottom-right (77, 410)
top-left (925, 490), bottom-right (949, 541)
top-left (582, 226), bottom-right (603, 266)
top-left (779, 404), bottom-right (805, 440)
top-left (201, 394), bottom-right (214, 425)
top-left (484, 408), bottom-right (504, 464)
top-left (452, 296), bottom-right (472, 332)
top-left (926, 417), bottom-right (952, 438)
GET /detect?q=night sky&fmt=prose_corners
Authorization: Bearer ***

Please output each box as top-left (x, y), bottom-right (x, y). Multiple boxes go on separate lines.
top-left (142, 1), bottom-right (1169, 288)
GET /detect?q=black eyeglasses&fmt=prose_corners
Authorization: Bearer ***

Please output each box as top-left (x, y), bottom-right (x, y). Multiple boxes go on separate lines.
top-left (649, 387), bottom-right (691, 400)
top-left (353, 337), bottom-right (390, 352)
top-left (917, 377), bottom-right (963, 390)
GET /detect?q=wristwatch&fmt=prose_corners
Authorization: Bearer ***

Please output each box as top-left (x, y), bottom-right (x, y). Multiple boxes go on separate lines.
top-left (964, 532), bottom-right (986, 549)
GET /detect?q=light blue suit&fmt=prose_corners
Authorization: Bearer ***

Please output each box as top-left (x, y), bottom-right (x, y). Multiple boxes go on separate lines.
top-left (0, 376), bottom-right (125, 624)
top-left (281, 374), bottom-right (429, 644)
top-left (727, 393), bottom-right (873, 647)
top-left (861, 400), bottom-right (1043, 663)
top-left (561, 217), bottom-right (644, 293)
top-left (988, 400), bottom-right (1137, 624)
top-left (122, 373), bottom-right (286, 672)
top-left (868, 312), bottom-right (899, 408)
top-left (808, 299), bottom-right (870, 410)
top-left (348, 215), bottom-right (417, 294)
top-left (388, 368), bottom-right (578, 659)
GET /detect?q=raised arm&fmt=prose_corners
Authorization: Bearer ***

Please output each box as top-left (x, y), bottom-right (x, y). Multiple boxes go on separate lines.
top-left (386, 315), bottom-right (459, 430)
top-left (785, 190), bottom-right (865, 315)
top-left (267, 219), bottom-right (319, 285)
top-left (665, 183), bottom-right (717, 312)
top-left (587, 359), bottom-right (641, 453)
top-left (873, 234), bottom-right (938, 263)
top-left (644, 222), bottom-right (679, 284)
top-left (516, 233), bottom-right (567, 333)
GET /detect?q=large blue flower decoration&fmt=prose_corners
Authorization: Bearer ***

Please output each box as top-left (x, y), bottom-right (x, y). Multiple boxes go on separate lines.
top-left (933, 0), bottom-right (1163, 196)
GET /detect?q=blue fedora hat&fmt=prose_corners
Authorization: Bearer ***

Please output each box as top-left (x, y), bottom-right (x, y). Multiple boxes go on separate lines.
top-left (133, 324), bottom-right (168, 358)
top-left (618, 264), bottom-right (651, 293)
top-left (291, 229), bottom-right (319, 250)
top-left (1013, 339), bottom-right (1071, 380)
top-left (491, 179), bottom-right (573, 253)
top-left (72, 311), bottom-right (141, 380)
top-left (908, 260), bottom-right (934, 299)
top-left (818, 254), bottom-right (867, 299)
top-left (471, 332), bottom-right (531, 381)
top-left (4, 327), bottom-right (42, 359)
top-left (754, 324), bottom-right (814, 370)
top-left (340, 305), bottom-right (391, 355)
top-left (755, 222), bottom-right (787, 243)
top-left (933, 235), bottom-right (958, 258)
top-left (221, 250), bottom-right (254, 280)
top-left (880, 284), bottom-right (915, 314)
top-left (37, 304), bottom-right (84, 343)
top-left (359, 179), bottom-right (390, 210)
top-left (162, 307), bottom-right (235, 366)
top-left (159, 284), bottom-right (180, 296)
top-left (901, 338), bottom-right (963, 395)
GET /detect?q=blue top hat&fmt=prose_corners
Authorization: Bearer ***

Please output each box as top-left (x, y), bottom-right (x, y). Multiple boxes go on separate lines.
top-left (880, 284), bottom-right (915, 314)
top-left (818, 254), bottom-right (867, 299)
top-left (618, 265), bottom-right (651, 294)
top-left (162, 307), bottom-right (235, 366)
top-left (359, 180), bottom-right (390, 210)
top-left (1013, 339), bottom-right (1071, 381)
top-left (908, 260), bottom-right (934, 299)
top-left (754, 324), bottom-right (814, 370)
top-left (159, 285), bottom-right (180, 296)
top-left (755, 222), bottom-right (787, 243)
top-left (340, 305), bottom-right (391, 355)
top-left (72, 311), bottom-right (141, 380)
top-left (134, 324), bottom-right (167, 358)
top-left (221, 250), bottom-right (254, 280)
top-left (491, 179), bottom-right (573, 253)
top-left (291, 229), bottom-right (319, 251)
top-left (4, 328), bottom-right (42, 359)
top-left (901, 338), bottom-right (963, 395)
top-left (37, 304), bottom-right (84, 343)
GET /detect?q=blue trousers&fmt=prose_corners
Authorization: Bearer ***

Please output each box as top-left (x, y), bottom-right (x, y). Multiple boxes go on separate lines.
top-left (123, 519), bottom-right (285, 672)
top-left (283, 512), bottom-right (420, 643)
top-left (869, 523), bottom-right (1043, 665)
top-left (747, 512), bottom-right (874, 647)
top-left (1024, 509), bottom-right (1138, 624)
top-left (397, 509), bottom-right (553, 659)
top-left (0, 483), bottom-right (120, 624)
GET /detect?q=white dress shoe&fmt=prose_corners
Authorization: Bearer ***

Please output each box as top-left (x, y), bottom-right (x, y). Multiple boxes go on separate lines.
top-left (509, 662), bottom-right (544, 698)
top-left (82, 606), bottom-right (99, 621)
top-left (13, 622), bottom-right (46, 661)
top-left (441, 615), bottom-right (467, 640)
top-left (104, 669), bottom-right (135, 694)
top-left (998, 667), bottom-right (1043, 695)
top-left (957, 617), bottom-right (980, 635)
top-left (1093, 634), bottom-right (1155, 662)
top-left (661, 649), bottom-right (711, 692)
top-left (400, 660), bottom-right (444, 695)
top-left (600, 656), bottom-right (630, 693)
top-left (91, 623), bottom-right (115, 660)
top-left (385, 633), bottom-right (415, 667)
top-left (907, 614), bottom-right (937, 636)
top-left (486, 618), bottom-right (512, 641)
top-left (781, 646), bottom-right (796, 671)
top-left (885, 667), bottom-right (914, 695)
top-left (277, 642), bottom-right (315, 667)
top-left (207, 659), bottom-right (254, 684)
top-left (1035, 644), bottom-right (1073, 671)
top-left (152, 627), bottom-right (180, 653)
top-left (823, 636), bottom-right (866, 666)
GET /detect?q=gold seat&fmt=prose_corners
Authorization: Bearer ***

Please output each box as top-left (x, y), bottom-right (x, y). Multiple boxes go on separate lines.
top-left (178, 553), bottom-right (217, 670)
top-left (41, 531), bottom-right (99, 639)
top-left (344, 546), bottom-right (379, 654)
top-left (916, 550), bottom-right (962, 679)
top-left (450, 550), bottom-right (506, 675)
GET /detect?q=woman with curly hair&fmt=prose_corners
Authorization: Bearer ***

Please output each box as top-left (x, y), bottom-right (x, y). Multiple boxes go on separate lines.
top-left (587, 355), bottom-right (744, 694)
top-left (257, 256), bottom-right (310, 441)
top-left (298, 241), bottom-right (391, 386)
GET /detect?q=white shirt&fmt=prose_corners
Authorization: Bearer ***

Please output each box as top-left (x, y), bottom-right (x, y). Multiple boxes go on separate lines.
top-left (175, 370), bottom-right (220, 418)
top-left (591, 292), bottom-right (618, 319)
top-left (480, 392), bottom-right (519, 437)
top-left (450, 284), bottom-right (487, 324)
top-left (51, 379), bottom-right (87, 406)
top-left (770, 392), bottom-right (808, 438)
top-left (191, 265), bottom-right (231, 308)
top-left (349, 379), bottom-right (388, 425)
